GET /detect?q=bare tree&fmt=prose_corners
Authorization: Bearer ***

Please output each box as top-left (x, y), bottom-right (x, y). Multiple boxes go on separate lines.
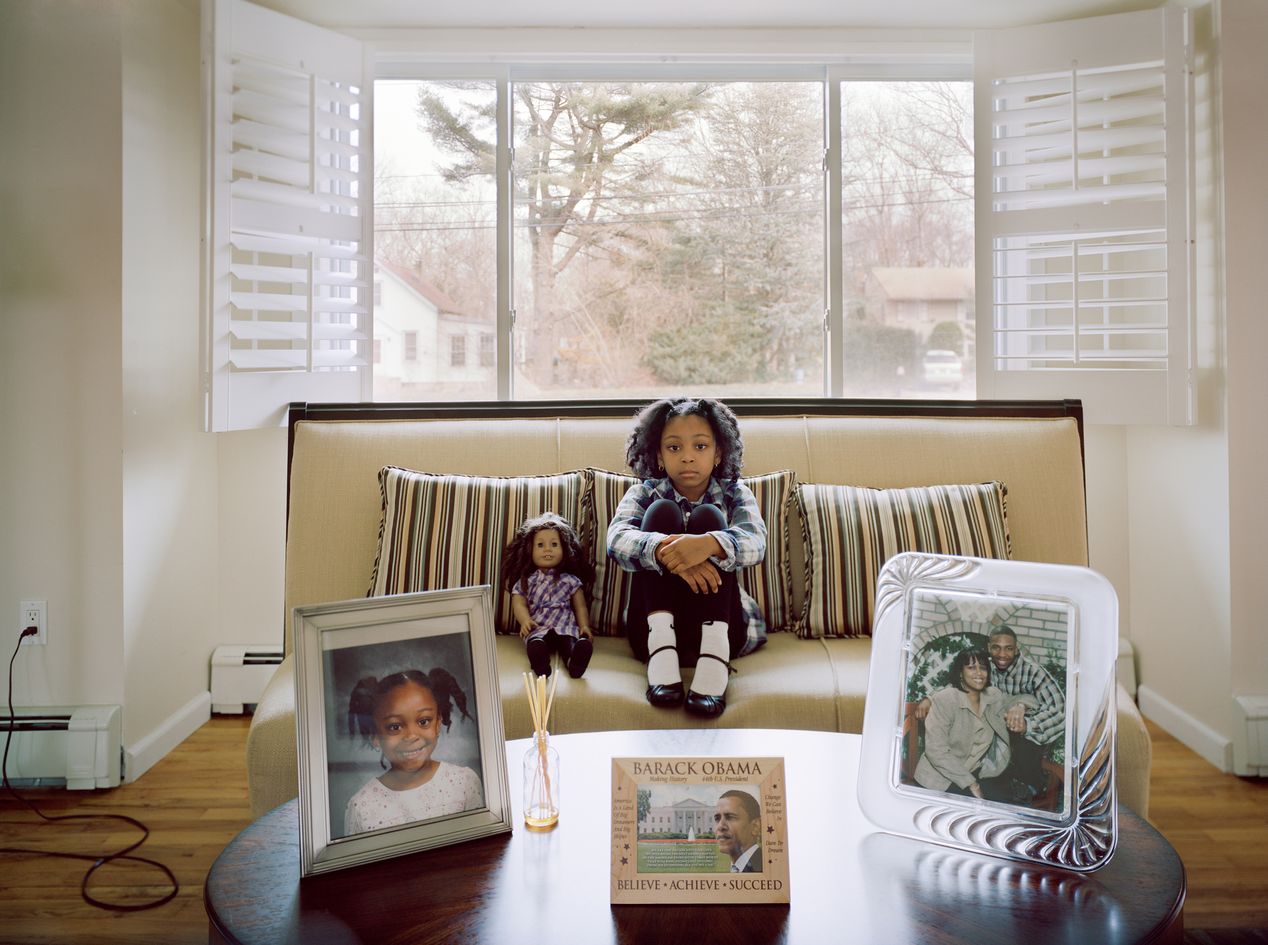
top-left (641, 83), bottom-right (823, 384)
top-left (418, 82), bottom-right (711, 386)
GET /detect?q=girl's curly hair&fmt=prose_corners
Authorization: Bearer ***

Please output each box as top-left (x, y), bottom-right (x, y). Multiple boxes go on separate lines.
top-left (624, 397), bottom-right (744, 481)
top-left (347, 668), bottom-right (472, 747)
top-left (502, 512), bottom-right (593, 595)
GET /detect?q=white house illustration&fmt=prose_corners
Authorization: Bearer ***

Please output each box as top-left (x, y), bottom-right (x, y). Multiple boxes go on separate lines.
top-left (640, 797), bottom-right (714, 836)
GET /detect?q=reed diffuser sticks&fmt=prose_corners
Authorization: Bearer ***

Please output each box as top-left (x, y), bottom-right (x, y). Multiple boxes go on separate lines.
top-left (522, 671), bottom-right (560, 829)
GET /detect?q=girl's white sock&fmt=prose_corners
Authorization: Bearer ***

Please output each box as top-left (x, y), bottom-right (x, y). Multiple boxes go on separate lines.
top-left (646, 613), bottom-right (680, 687)
top-left (692, 621), bottom-right (730, 696)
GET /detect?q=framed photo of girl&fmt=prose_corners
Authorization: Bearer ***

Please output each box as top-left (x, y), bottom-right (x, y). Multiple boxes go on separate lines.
top-left (293, 587), bottom-right (513, 876)
top-left (857, 553), bottom-right (1120, 872)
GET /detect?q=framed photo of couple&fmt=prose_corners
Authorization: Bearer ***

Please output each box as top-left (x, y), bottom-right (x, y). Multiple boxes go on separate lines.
top-left (293, 587), bottom-right (513, 877)
top-left (857, 553), bottom-right (1120, 872)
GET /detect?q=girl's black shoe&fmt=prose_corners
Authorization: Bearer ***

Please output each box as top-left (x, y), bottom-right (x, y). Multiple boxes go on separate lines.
top-left (685, 691), bottom-right (725, 718)
top-left (646, 682), bottom-right (684, 707)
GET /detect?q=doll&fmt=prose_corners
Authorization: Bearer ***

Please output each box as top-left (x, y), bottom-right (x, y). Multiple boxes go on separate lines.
top-left (503, 512), bottom-right (595, 678)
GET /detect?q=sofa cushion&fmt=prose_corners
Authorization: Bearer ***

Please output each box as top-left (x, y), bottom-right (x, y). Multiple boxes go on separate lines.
top-left (496, 634), bottom-right (841, 739)
top-left (582, 468), bottom-right (798, 641)
top-left (796, 481), bottom-right (1012, 638)
top-left (368, 466), bottom-right (586, 633)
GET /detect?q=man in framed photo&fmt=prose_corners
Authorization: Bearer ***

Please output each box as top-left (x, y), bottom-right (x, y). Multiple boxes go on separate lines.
top-left (713, 790), bottom-right (762, 873)
top-left (984, 626), bottom-right (1065, 796)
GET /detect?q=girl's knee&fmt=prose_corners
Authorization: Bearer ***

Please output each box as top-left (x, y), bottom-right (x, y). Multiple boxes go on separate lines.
top-left (687, 503), bottom-right (726, 534)
top-left (643, 498), bottom-right (685, 533)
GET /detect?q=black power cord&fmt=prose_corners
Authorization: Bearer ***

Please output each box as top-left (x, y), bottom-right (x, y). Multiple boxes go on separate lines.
top-left (1, 626), bottom-right (180, 911)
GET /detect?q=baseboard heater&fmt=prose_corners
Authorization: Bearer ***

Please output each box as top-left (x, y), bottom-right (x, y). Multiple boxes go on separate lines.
top-left (211, 644), bottom-right (284, 714)
top-left (0, 705), bottom-right (122, 790)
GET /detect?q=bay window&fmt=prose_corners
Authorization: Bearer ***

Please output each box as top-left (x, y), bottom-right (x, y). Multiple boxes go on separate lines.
top-left (203, 0), bottom-right (1191, 429)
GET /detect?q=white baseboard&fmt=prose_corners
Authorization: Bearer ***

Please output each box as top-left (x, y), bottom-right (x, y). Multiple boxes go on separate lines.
top-left (123, 690), bottom-right (212, 783)
top-left (1138, 684), bottom-right (1233, 772)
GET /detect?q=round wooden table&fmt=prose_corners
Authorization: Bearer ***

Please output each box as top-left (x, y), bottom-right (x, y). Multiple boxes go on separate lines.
top-left (206, 729), bottom-right (1185, 945)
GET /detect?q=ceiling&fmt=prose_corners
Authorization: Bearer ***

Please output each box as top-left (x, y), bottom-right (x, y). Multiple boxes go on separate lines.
top-left (253, 0), bottom-right (1164, 31)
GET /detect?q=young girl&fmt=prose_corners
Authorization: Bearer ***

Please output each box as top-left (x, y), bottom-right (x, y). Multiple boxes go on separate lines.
top-left (606, 397), bottom-right (767, 718)
top-left (503, 512), bottom-right (595, 678)
top-left (343, 668), bottom-right (483, 835)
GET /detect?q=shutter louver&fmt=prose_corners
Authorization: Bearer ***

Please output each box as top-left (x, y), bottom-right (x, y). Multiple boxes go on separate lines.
top-left (974, 7), bottom-right (1193, 425)
top-left (203, 0), bottom-right (372, 431)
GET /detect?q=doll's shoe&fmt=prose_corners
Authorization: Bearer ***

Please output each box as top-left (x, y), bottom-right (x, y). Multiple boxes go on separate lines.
top-left (567, 637), bottom-right (593, 678)
top-left (527, 637), bottom-right (551, 677)
top-left (646, 682), bottom-right (685, 707)
top-left (684, 690), bottom-right (726, 718)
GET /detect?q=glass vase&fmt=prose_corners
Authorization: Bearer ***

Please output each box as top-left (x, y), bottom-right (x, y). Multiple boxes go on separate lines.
top-left (522, 730), bottom-right (560, 830)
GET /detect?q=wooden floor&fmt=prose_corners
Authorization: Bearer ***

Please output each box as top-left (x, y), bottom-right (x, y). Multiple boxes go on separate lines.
top-left (0, 716), bottom-right (253, 945)
top-left (1146, 719), bottom-right (1268, 930)
top-left (0, 715), bottom-right (1265, 944)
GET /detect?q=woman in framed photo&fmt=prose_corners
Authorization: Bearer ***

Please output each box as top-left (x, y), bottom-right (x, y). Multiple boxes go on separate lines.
top-left (913, 648), bottom-right (1035, 803)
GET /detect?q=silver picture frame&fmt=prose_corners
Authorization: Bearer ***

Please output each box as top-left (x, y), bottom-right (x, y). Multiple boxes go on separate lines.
top-left (294, 587), bottom-right (512, 876)
top-left (858, 553), bottom-right (1119, 871)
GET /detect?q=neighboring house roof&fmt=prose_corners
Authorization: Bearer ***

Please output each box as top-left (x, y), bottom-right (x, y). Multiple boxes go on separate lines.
top-left (869, 267), bottom-right (974, 301)
top-left (376, 258), bottom-right (470, 318)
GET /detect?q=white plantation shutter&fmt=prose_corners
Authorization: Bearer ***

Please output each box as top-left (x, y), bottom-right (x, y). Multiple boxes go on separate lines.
top-left (202, 0), bottom-right (372, 431)
top-left (974, 7), bottom-right (1193, 425)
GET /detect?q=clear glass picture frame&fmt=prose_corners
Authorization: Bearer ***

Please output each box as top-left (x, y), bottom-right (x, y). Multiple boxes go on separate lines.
top-left (294, 587), bottom-right (512, 876)
top-left (857, 553), bottom-right (1119, 871)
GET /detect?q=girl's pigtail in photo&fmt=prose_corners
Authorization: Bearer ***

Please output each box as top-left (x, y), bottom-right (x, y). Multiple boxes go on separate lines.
top-left (425, 667), bottom-right (473, 729)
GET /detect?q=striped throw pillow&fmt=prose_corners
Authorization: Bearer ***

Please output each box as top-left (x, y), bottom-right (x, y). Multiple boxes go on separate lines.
top-left (582, 468), bottom-right (797, 638)
top-left (369, 467), bottom-right (586, 633)
top-left (796, 481), bottom-right (1012, 638)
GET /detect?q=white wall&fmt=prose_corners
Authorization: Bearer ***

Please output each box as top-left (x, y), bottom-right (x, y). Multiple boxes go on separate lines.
top-left (1, 0), bottom-right (231, 779)
top-left (1, 0), bottom-right (127, 710)
top-left (121, 0), bottom-right (221, 772)
top-left (1219, 0), bottom-right (1268, 763)
top-left (1123, 0), bottom-right (1268, 772)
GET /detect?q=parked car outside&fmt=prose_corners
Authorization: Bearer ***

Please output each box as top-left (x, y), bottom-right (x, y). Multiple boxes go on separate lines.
top-left (922, 349), bottom-right (963, 387)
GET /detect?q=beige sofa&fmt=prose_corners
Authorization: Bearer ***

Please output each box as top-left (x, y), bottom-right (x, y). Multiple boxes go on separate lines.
top-left (245, 399), bottom-right (1151, 819)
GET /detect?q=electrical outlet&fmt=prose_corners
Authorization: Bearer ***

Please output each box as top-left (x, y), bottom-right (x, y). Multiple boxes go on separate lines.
top-left (20, 600), bottom-right (47, 646)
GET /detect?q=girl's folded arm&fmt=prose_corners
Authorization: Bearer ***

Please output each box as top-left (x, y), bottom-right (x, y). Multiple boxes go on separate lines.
top-left (606, 482), bottom-right (668, 572)
top-left (709, 483), bottom-right (767, 571)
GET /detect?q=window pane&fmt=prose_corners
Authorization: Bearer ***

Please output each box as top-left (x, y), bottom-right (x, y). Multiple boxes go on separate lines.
top-left (373, 80), bottom-right (497, 401)
top-left (840, 82), bottom-right (974, 398)
top-left (512, 81), bottom-right (824, 400)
